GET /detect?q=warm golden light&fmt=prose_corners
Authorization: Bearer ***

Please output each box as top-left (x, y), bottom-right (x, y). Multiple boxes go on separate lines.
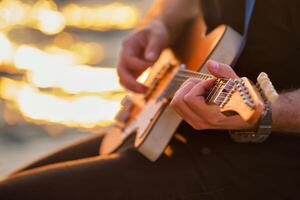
top-left (13, 45), bottom-right (121, 93)
top-left (0, 0), bottom-right (139, 33)
top-left (63, 3), bottom-right (139, 31)
top-left (17, 86), bottom-right (120, 128)
top-left (36, 9), bottom-right (66, 35)
top-left (0, 0), bottom-right (29, 31)
top-left (30, 0), bottom-right (65, 35)
top-left (0, 78), bottom-right (123, 128)
top-left (47, 41), bottom-right (104, 65)
top-left (0, 33), bottom-right (14, 64)
top-left (0, 41), bottom-right (125, 128)
top-left (0, 33), bottom-right (124, 129)
top-left (137, 68), bottom-right (151, 83)
top-left (0, 0), bottom-right (141, 130)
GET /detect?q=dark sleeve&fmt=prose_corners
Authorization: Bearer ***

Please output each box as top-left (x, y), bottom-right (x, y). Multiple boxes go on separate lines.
top-left (288, 0), bottom-right (300, 45)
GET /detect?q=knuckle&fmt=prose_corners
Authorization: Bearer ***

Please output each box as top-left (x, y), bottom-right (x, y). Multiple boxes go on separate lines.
top-left (170, 98), bottom-right (179, 108)
top-left (183, 93), bottom-right (194, 103)
top-left (206, 117), bottom-right (221, 127)
top-left (122, 30), bottom-right (145, 46)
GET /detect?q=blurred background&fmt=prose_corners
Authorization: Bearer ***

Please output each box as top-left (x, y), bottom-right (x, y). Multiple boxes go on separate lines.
top-left (0, 0), bottom-right (152, 178)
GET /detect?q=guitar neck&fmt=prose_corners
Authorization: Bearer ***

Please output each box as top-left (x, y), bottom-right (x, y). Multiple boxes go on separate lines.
top-left (162, 68), bottom-right (234, 105)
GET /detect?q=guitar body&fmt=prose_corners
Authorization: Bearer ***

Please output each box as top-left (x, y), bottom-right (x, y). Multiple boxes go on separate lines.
top-left (100, 18), bottom-right (242, 161)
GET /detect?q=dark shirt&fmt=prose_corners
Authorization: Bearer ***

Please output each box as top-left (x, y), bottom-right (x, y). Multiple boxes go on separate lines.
top-left (201, 0), bottom-right (300, 91)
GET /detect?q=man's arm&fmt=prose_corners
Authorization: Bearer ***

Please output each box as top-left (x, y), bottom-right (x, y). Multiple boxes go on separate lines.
top-left (272, 90), bottom-right (300, 134)
top-left (141, 0), bottom-right (201, 43)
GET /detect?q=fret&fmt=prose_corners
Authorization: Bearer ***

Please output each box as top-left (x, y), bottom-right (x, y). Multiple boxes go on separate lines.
top-left (214, 79), bottom-right (235, 107)
top-left (159, 68), bottom-right (231, 101)
top-left (206, 80), bottom-right (221, 103)
top-left (177, 69), bottom-right (213, 80)
top-left (206, 79), bottom-right (227, 104)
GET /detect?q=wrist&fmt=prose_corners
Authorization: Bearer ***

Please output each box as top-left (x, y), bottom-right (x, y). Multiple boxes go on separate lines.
top-left (229, 103), bottom-right (273, 143)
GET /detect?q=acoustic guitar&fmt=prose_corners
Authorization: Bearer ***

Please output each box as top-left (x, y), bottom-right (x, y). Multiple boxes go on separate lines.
top-left (99, 18), bottom-right (278, 161)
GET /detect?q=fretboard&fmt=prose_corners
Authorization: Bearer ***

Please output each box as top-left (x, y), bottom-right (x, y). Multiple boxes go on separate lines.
top-left (160, 69), bottom-right (233, 105)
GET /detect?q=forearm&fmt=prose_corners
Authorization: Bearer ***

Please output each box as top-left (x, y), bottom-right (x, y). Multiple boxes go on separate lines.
top-left (272, 89), bottom-right (300, 134)
top-left (140, 0), bottom-right (201, 44)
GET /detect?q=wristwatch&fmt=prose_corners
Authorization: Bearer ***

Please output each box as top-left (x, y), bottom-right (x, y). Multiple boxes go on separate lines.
top-left (229, 103), bottom-right (272, 143)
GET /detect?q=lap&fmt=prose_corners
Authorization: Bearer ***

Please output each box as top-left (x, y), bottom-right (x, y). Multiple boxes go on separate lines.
top-left (12, 133), bottom-right (103, 174)
top-left (0, 135), bottom-right (214, 200)
top-left (1, 124), bottom-right (300, 200)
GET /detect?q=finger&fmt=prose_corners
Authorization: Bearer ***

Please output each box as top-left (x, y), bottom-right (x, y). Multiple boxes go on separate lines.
top-left (183, 79), bottom-right (216, 111)
top-left (144, 31), bottom-right (168, 62)
top-left (173, 81), bottom-right (196, 99)
top-left (205, 60), bottom-right (238, 78)
top-left (185, 94), bottom-right (220, 123)
top-left (179, 78), bottom-right (202, 90)
top-left (117, 61), bottom-right (148, 93)
top-left (118, 42), bottom-right (151, 93)
top-left (125, 57), bottom-right (152, 73)
top-left (122, 48), bottom-right (153, 72)
top-left (122, 32), bottom-right (154, 70)
top-left (171, 82), bottom-right (204, 128)
top-left (183, 79), bottom-right (215, 115)
top-left (172, 102), bottom-right (206, 130)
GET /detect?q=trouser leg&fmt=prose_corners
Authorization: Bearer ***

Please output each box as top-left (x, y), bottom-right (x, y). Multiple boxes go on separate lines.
top-left (2, 123), bottom-right (300, 200)
top-left (0, 135), bottom-right (214, 200)
top-left (12, 133), bottom-right (103, 175)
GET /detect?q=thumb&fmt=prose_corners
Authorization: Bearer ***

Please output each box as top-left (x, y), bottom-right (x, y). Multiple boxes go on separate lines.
top-left (205, 60), bottom-right (238, 78)
top-left (144, 33), bottom-right (167, 62)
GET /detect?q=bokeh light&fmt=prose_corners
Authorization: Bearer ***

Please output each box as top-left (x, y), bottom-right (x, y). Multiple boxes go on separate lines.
top-left (0, 0), bottom-right (143, 129)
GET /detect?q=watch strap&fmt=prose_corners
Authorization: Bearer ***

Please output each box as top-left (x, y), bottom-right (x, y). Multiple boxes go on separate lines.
top-left (229, 103), bottom-right (272, 143)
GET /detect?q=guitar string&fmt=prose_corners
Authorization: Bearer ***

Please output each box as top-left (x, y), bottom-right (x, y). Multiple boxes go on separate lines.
top-left (172, 74), bottom-right (236, 86)
top-left (167, 79), bottom-right (233, 93)
top-left (165, 83), bottom-right (241, 103)
top-left (170, 78), bottom-right (235, 93)
top-left (167, 80), bottom-right (236, 96)
top-left (176, 70), bottom-right (231, 81)
top-left (176, 69), bottom-right (214, 77)
top-left (175, 73), bottom-right (214, 80)
top-left (162, 81), bottom-right (256, 107)
top-left (171, 76), bottom-right (233, 85)
top-left (173, 74), bottom-right (231, 82)
top-left (158, 69), bottom-right (254, 105)
top-left (166, 82), bottom-right (254, 106)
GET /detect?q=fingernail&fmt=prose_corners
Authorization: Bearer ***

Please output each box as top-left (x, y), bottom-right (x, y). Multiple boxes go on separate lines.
top-left (208, 60), bottom-right (219, 71)
top-left (146, 51), bottom-right (157, 61)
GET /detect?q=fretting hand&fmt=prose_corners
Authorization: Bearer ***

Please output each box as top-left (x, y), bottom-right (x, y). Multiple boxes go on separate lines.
top-left (170, 60), bottom-right (256, 130)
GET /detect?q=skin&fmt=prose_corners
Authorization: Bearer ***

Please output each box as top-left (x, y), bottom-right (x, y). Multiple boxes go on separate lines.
top-left (170, 60), bottom-right (255, 131)
top-left (117, 0), bottom-right (300, 134)
top-left (117, 0), bottom-right (200, 93)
